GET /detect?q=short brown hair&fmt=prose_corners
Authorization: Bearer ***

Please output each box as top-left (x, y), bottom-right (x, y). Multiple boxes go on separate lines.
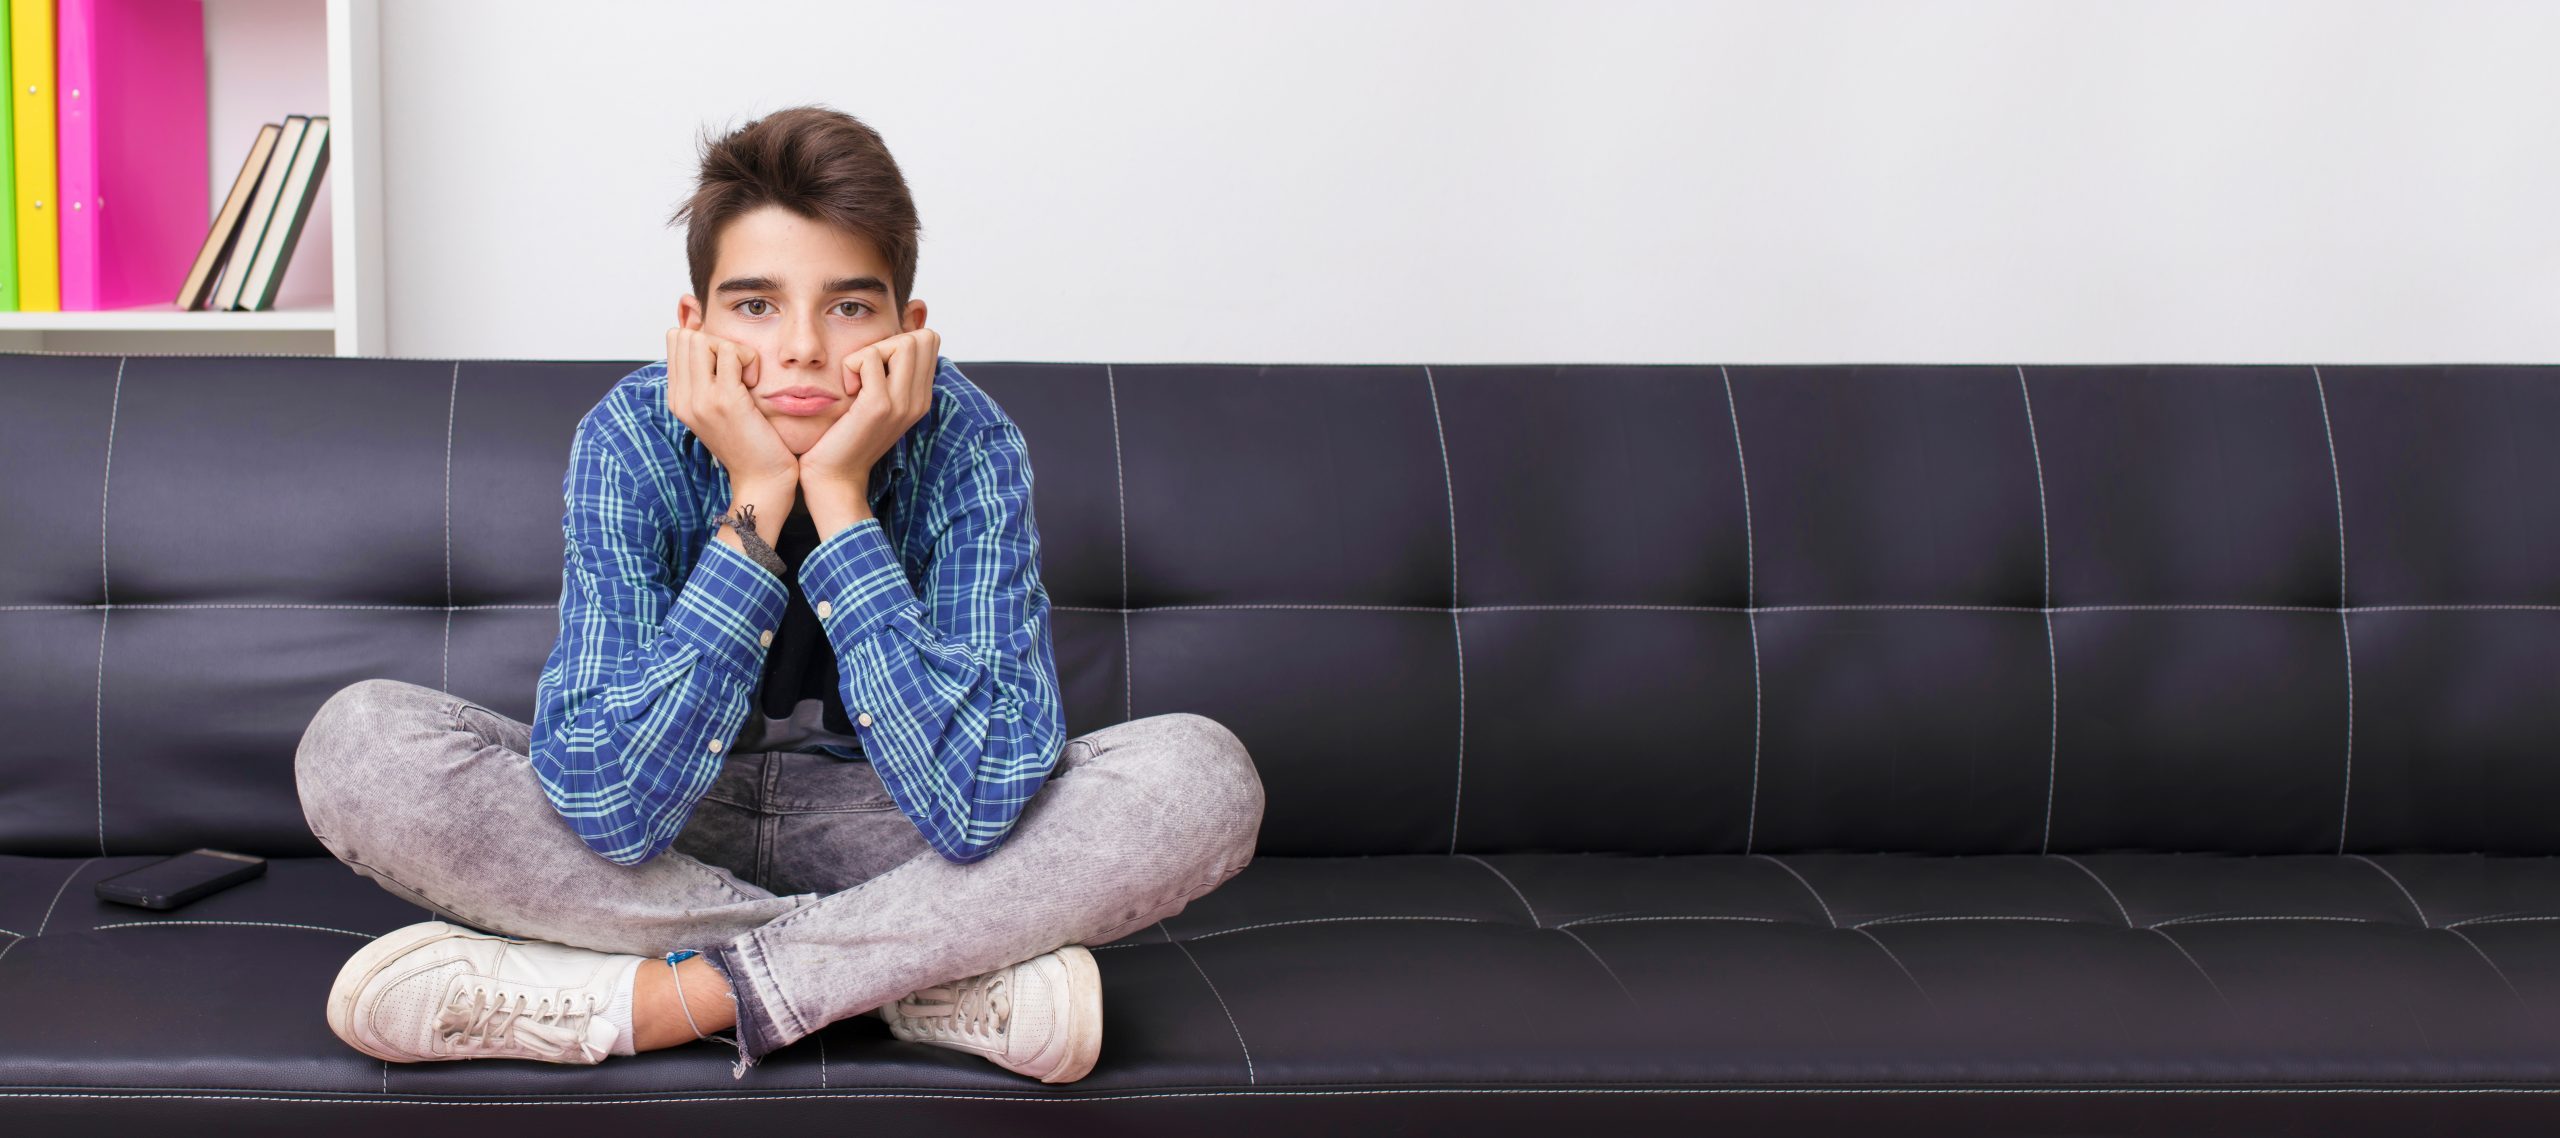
top-left (668, 104), bottom-right (923, 313)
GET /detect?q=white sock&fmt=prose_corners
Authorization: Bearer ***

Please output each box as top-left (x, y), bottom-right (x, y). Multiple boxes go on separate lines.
top-left (601, 954), bottom-right (647, 1057)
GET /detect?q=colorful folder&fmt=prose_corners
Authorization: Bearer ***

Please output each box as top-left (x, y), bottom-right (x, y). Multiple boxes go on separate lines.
top-left (57, 0), bottom-right (207, 311)
top-left (9, 0), bottom-right (57, 312)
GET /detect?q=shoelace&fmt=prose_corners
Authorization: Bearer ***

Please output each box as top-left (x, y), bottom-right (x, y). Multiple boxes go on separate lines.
top-left (438, 981), bottom-right (598, 1057)
top-left (900, 971), bottom-right (1011, 1042)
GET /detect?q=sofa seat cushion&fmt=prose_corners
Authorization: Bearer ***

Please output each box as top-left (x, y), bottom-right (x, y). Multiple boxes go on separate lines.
top-left (4, 851), bottom-right (2560, 1097)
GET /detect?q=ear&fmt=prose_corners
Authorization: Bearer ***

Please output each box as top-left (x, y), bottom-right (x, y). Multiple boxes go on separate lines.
top-left (903, 298), bottom-right (927, 330)
top-left (677, 293), bottom-right (704, 332)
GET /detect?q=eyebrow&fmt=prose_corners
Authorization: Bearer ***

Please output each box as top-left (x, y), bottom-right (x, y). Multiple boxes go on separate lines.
top-left (713, 274), bottom-right (889, 297)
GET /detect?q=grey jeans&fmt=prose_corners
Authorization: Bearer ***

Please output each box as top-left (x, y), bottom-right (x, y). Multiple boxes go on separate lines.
top-left (293, 677), bottom-right (1265, 1079)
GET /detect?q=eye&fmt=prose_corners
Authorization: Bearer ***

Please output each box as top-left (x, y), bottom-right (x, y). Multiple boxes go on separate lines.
top-left (835, 300), bottom-right (872, 319)
top-left (735, 298), bottom-right (773, 317)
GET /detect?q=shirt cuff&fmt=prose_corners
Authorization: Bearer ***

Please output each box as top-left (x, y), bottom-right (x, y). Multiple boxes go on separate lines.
top-left (667, 534), bottom-right (791, 684)
top-left (800, 516), bottom-right (926, 646)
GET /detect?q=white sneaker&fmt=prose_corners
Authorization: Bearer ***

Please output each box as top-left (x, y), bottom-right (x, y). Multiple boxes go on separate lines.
top-left (327, 919), bottom-right (633, 1065)
top-left (874, 943), bottom-right (1103, 1083)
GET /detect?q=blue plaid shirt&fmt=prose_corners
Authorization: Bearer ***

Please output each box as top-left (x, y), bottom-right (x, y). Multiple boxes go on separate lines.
top-left (531, 356), bottom-right (1066, 867)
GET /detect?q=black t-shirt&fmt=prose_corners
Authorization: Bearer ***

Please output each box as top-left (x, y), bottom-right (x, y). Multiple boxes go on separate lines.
top-left (738, 499), bottom-right (866, 758)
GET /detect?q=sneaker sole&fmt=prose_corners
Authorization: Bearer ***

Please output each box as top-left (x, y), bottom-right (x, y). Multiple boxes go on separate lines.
top-left (326, 919), bottom-right (506, 1063)
top-left (1037, 942), bottom-right (1104, 1084)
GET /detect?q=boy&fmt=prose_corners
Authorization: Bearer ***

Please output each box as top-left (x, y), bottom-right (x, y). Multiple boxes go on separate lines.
top-left (293, 105), bottom-right (1265, 1083)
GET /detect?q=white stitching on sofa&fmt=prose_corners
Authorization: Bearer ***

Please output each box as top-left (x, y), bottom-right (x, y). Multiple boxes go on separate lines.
top-left (2146, 925), bottom-right (2238, 1018)
top-left (1753, 854), bottom-right (1836, 928)
top-left (2017, 367), bottom-right (2062, 856)
top-left (1554, 925), bottom-right (1637, 1006)
top-left (2442, 926), bottom-right (2525, 1004)
top-left (0, 602), bottom-right (557, 612)
top-left (1161, 921), bottom-right (1254, 1084)
top-left (443, 363), bottom-right (458, 694)
top-left (1853, 915), bottom-right (2085, 929)
top-left (1178, 916), bottom-right (1491, 942)
top-left (1555, 915), bottom-right (1782, 929)
top-left (1050, 601), bottom-right (2560, 615)
top-left (36, 856), bottom-right (97, 935)
top-left (1722, 366), bottom-right (1763, 854)
top-left (96, 360), bottom-right (123, 858)
top-left (1849, 926), bottom-right (1937, 1012)
top-left (1458, 853), bottom-right (1539, 927)
top-left (0, 857), bottom-right (102, 968)
top-left (2346, 854), bottom-right (2432, 927)
top-left (2312, 366), bottom-right (2356, 855)
top-left (2147, 915), bottom-right (2381, 928)
top-left (1106, 364), bottom-right (1131, 725)
top-left (2445, 915), bottom-right (2560, 928)
top-left (2049, 854), bottom-right (2135, 927)
top-left (93, 919), bottom-right (374, 938)
top-left (1425, 367), bottom-right (1468, 855)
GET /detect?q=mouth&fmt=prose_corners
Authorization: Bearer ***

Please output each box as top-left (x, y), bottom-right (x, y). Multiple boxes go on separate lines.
top-left (763, 387), bottom-right (839, 416)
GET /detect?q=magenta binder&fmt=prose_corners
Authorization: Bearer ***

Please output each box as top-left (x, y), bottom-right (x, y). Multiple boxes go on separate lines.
top-left (57, 0), bottom-right (207, 311)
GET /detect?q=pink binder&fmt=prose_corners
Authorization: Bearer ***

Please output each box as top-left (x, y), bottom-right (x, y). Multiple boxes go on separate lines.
top-left (57, 0), bottom-right (207, 311)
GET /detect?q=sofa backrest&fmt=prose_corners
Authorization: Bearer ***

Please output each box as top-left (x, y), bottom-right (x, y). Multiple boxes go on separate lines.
top-left (3, 355), bottom-right (2554, 859)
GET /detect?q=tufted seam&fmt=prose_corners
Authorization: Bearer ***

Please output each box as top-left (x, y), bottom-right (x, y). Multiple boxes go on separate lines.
top-left (1553, 924), bottom-right (1638, 1008)
top-left (1722, 365), bottom-right (1763, 854)
top-left (0, 857), bottom-right (102, 971)
top-left (1424, 366), bottom-right (1467, 854)
top-left (1105, 364), bottom-right (1131, 725)
top-left (442, 363), bottom-right (458, 694)
top-left (1178, 915), bottom-right (1491, 942)
top-left (1753, 854), bottom-right (1836, 928)
top-left (95, 359), bottom-right (123, 858)
top-left (1161, 921), bottom-right (1254, 1084)
top-left (2312, 365), bottom-right (2356, 855)
top-left (2146, 925), bottom-right (2240, 1020)
top-left (2018, 367), bottom-right (2062, 856)
top-left (1456, 853), bottom-right (1539, 927)
top-left (2449, 915), bottom-right (2560, 928)
top-left (1849, 926), bottom-right (1936, 1013)
top-left (0, 602), bottom-right (558, 611)
top-left (1556, 915), bottom-right (1782, 929)
top-left (2347, 854), bottom-right (2431, 927)
top-left (2442, 926), bottom-right (2526, 1005)
top-left (1046, 600), bottom-right (2560, 615)
top-left (2050, 854), bottom-right (2135, 927)
top-left (94, 919), bottom-right (373, 937)
top-left (1853, 915), bottom-right (2085, 929)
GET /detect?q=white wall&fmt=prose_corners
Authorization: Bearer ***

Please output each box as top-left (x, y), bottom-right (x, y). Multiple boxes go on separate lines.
top-left (376, 0), bottom-right (2560, 364)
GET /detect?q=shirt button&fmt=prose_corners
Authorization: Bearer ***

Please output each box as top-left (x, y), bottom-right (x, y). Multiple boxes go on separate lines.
top-left (857, 712), bottom-right (874, 727)
top-left (758, 629), bottom-right (774, 647)
top-left (816, 600), bottom-right (834, 619)
top-left (707, 738), bottom-right (723, 752)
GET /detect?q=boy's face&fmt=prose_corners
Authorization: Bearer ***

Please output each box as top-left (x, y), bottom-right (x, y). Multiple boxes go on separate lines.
top-left (676, 202), bottom-right (928, 458)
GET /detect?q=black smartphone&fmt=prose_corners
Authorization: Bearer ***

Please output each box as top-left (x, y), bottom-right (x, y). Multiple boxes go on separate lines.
top-left (94, 848), bottom-right (267, 910)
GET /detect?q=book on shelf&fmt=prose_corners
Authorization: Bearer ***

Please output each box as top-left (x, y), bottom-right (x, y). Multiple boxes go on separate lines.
top-left (204, 114), bottom-right (327, 312)
top-left (176, 120), bottom-right (275, 311)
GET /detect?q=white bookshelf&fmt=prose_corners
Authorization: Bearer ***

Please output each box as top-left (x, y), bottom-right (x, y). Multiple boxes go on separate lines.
top-left (0, 0), bottom-right (381, 357)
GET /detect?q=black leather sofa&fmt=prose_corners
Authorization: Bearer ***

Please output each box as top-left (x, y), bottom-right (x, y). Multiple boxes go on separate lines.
top-left (4, 352), bottom-right (2559, 1135)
